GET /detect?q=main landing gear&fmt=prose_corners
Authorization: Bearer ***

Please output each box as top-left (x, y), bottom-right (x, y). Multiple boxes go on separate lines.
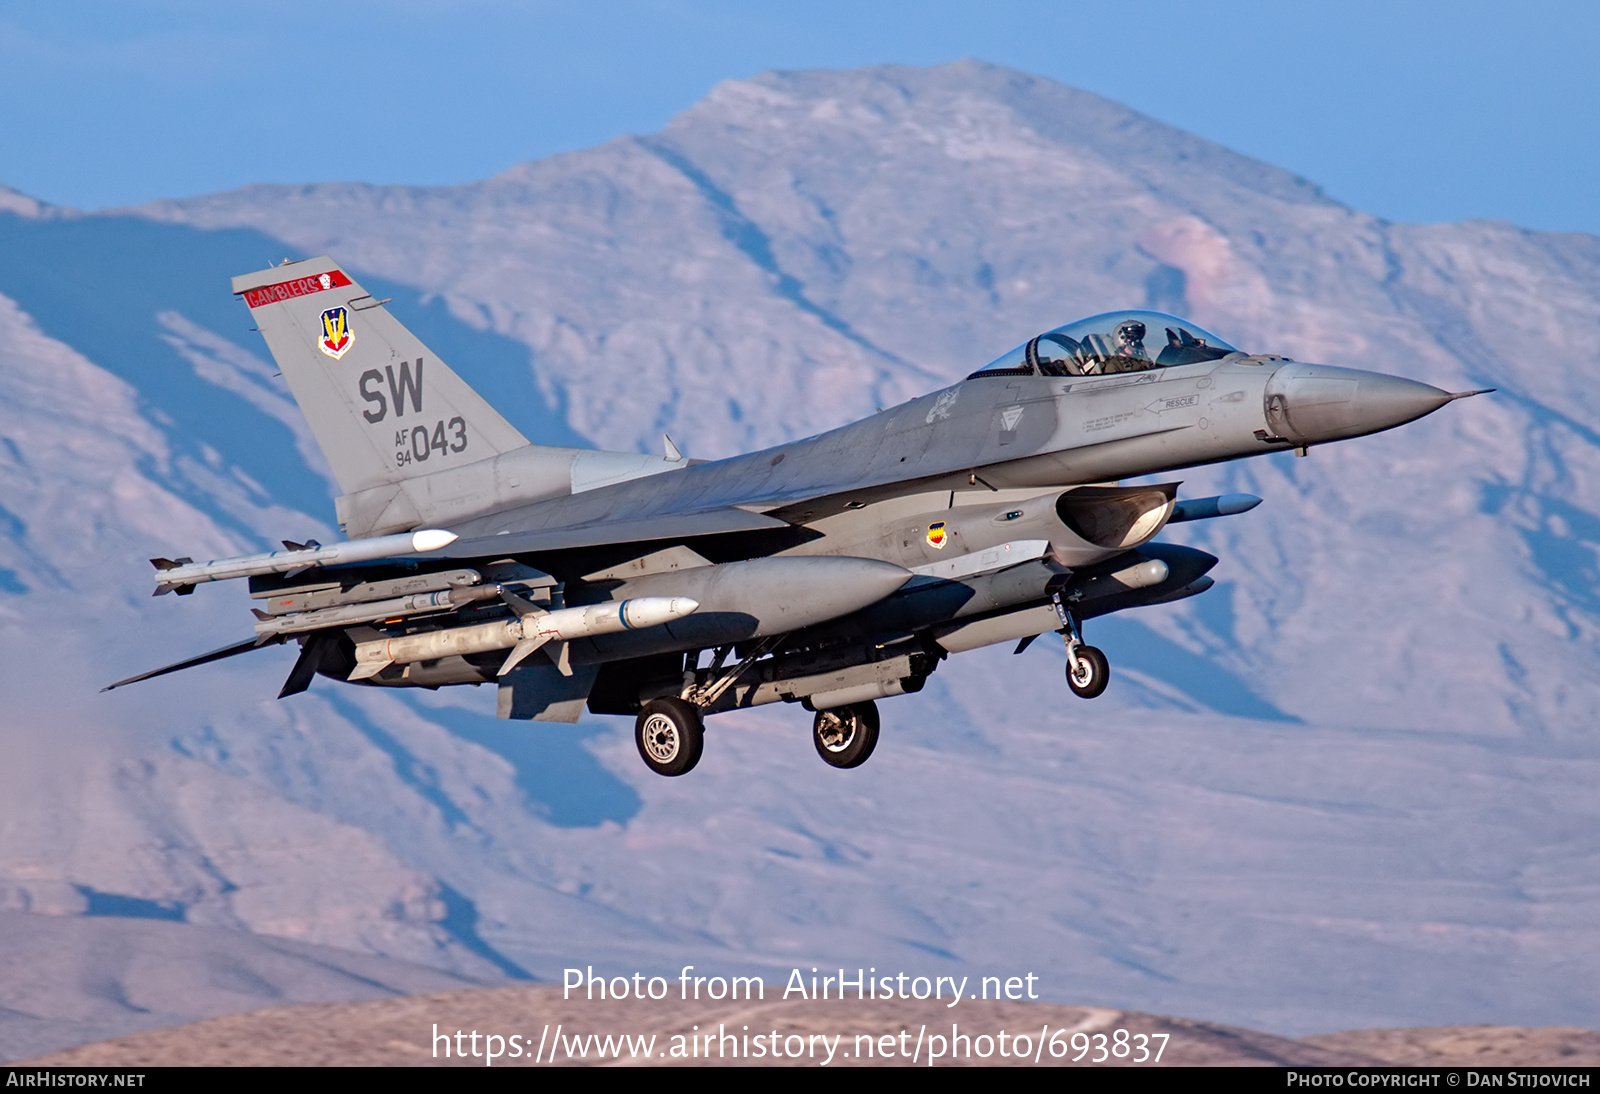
top-left (634, 696), bottom-right (885, 777)
top-left (634, 697), bottom-right (704, 777)
top-left (635, 640), bottom-right (779, 776)
top-left (812, 700), bottom-right (880, 769)
top-left (635, 642), bottom-right (891, 777)
top-left (1053, 592), bottom-right (1110, 699)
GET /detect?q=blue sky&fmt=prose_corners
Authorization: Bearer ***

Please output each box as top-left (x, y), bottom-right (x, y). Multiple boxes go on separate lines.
top-left (2, 1), bottom-right (1596, 234)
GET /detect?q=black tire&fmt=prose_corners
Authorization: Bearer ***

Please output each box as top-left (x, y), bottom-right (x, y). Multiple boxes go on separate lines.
top-left (634, 697), bottom-right (704, 776)
top-left (1065, 644), bottom-right (1110, 699)
top-left (812, 701), bottom-right (880, 768)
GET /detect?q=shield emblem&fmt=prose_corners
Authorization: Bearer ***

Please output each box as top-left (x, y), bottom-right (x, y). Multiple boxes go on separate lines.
top-left (926, 521), bottom-right (947, 549)
top-left (319, 306), bottom-right (354, 359)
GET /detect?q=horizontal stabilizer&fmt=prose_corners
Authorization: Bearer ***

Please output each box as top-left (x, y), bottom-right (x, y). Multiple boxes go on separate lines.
top-left (102, 636), bottom-right (277, 692)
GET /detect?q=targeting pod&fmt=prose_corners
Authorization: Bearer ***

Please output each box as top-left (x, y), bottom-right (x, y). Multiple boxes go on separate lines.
top-left (1167, 493), bottom-right (1262, 523)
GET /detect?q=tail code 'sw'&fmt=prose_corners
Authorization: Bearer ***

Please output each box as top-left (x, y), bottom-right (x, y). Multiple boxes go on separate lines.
top-left (360, 359), bottom-right (425, 423)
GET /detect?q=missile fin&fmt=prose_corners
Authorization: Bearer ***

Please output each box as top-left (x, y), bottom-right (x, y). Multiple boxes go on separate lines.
top-left (346, 659), bottom-right (390, 681)
top-left (152, 556), bottom-right (195, 595)
top-left (498, 635), bottom-right (550, 677)
top-left (498, 587), bottom-right (548, 619)
top-left (552, 640), bottom-right (573, 677)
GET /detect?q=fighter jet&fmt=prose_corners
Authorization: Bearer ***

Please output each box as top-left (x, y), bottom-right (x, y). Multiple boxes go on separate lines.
top-left (106, 257), bottom-right (1488, 776)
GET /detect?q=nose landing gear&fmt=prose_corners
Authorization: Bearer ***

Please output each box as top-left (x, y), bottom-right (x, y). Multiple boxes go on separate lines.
top-left (1053, 592), bottom-right (1110, 699)
top-left (1065, 643), bottom-right (1109, 698)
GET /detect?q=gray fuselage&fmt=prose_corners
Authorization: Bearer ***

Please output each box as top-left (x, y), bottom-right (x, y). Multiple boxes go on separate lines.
top-left (447, 353), bottom-right (1439, 547)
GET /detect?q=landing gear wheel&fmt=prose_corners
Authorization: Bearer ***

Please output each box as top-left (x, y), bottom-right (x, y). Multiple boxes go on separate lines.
top-left (812, 701), bottom-right (880, 769)
top-left (1066, 645), bottom-right (1110, 699)
top-left (634, 697), bottom-right (705, 776)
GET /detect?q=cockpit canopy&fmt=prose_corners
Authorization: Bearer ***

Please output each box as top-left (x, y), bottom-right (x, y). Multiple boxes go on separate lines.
top-left (969, 311), bottom-right (1240, 379)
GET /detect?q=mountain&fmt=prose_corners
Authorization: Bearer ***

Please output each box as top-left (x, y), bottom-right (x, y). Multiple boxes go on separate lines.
top-left (2, 61), bottom-right (1598, 1058)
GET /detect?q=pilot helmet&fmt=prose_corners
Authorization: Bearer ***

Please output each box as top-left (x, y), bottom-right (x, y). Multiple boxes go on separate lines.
top-left (1115, 320), bottom-right (1146, 349)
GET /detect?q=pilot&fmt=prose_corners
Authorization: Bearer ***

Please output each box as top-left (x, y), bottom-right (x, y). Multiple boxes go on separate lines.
top-left (1114, 319), bottom-right (1149, 361)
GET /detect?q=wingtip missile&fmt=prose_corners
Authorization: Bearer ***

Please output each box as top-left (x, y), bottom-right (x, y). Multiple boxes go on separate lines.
top-left (152, 529), bottom-right (459, 591)
top-left (410, 528), bottom-right (459, 553)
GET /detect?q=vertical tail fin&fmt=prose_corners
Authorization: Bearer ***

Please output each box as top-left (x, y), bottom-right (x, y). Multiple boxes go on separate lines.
top-left (232, 257), bottom-right (528, 496)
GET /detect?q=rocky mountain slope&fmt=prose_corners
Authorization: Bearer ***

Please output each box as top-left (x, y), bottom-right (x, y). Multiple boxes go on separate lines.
top-left (1, 61), bottom-right (1597, 1059)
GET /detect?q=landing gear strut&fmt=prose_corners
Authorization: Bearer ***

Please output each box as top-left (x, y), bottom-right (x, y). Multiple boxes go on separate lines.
top-left (638, 639), bottom-right (782, 777)
top-left (812, 700), bottom-right (880, 768)
top-left (1053, 592), bottom-right (1109, 699)
top-left (634, 697), bottom-right (704, 776)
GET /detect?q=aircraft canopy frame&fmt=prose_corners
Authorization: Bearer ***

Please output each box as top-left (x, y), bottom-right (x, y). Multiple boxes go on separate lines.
top-left (970, 310), bottom-right (1240, 379)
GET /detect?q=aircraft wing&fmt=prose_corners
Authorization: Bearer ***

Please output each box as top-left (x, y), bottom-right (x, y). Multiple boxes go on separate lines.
top-left (427, 505), bottom-right (795, 559)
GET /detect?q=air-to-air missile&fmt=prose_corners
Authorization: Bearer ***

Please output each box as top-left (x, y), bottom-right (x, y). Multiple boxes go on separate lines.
top-left (250, 582), bottom-right (506, 638)
top-left (152, 529), bottom-right (460, 593)
top-left (348, 595), bottom-right (703, 680)
top-left (109, 257), bottom-right (1489, 778)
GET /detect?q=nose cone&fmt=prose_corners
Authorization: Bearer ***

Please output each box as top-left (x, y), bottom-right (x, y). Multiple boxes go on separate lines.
top-left (620, 596), bottom-right (700, 629)
top-left (1264, 364), bottom-right (1457, 445)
